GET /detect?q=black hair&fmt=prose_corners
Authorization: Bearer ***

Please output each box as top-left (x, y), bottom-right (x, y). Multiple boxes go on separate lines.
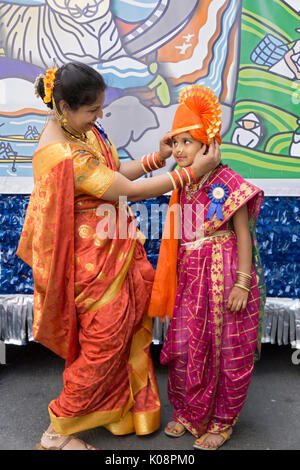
top-left (36, 62), bottom-right (107, 111)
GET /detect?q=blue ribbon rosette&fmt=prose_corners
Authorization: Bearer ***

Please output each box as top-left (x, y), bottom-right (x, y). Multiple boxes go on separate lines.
top-left (207, 183), bottom-right (229, 221)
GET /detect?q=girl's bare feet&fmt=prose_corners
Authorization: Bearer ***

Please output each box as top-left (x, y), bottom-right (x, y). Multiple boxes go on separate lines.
top-left (193, 428), bottom-right (232, 450)
top-left (164, 421), bottom-right (186, 437)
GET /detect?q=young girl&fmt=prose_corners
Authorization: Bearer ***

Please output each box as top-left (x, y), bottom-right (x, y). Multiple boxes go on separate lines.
top-left (148, 85), bottom-right (266, 450)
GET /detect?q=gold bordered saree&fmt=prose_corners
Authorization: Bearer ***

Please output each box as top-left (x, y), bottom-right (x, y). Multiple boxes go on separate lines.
top-left (148, 164), bottom-right (266, 437)
top-left (17, 127), bottom-right (161, 436)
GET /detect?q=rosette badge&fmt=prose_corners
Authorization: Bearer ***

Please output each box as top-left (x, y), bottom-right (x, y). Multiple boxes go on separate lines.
top-left (207, 184), bottom-right (229, 221)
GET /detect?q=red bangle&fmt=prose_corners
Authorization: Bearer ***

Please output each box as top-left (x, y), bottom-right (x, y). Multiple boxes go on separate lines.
top-left (167, 167), bottom-right (197, 189)
top-left (141, 152), bottom-right (166, 173)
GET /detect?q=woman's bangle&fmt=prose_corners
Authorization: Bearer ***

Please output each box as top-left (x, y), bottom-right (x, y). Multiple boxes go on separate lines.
top-left (234, 283), bottom-right (250, 293)
top-left (167, 167), bottom-right (197, 190)
top-left (141, 152), bottom-right (166, 173)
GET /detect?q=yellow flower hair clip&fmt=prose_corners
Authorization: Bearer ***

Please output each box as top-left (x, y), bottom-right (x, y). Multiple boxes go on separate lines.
top-left (34, 68), bottom-right (58, 104)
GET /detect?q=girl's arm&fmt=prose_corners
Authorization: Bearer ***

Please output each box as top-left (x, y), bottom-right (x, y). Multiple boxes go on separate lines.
top-left (227, 204), bottom-right (252, 313)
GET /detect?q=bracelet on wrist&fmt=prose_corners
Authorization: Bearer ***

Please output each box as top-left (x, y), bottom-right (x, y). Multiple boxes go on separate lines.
top-left (167, 167), bottom-right (197, 190)
top-left (141, 152), bottom-right (166, 173)
top-left (236, 271), bottom-right (251, 279)
top-left (234, 283), bottom-right (250, 293)
top-left (235, 277), bottom-right (251, 289)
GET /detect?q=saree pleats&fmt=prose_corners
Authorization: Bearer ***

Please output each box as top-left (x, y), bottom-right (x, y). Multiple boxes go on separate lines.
top-left (49, 197), bottom-right (160, 435)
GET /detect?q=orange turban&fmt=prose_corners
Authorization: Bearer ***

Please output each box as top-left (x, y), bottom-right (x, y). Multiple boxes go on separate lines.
top-left (170, 85), bottom-right (222, 145)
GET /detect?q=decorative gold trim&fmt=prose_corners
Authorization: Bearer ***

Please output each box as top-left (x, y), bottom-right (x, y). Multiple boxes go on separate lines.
top-left (33, 143), bottom-right (73, 179)
top-left (168, 124), bottom-right (203, 137)
top-left (86, 240), bottom-right (136, 312)
top-left (49, 404), bottom-right (124, 436)
top-left (49, 308), bottom-right (161, 437)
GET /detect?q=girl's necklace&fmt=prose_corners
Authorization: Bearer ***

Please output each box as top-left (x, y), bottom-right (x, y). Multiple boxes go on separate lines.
top-left (185, 170), bottom-right (213, 200)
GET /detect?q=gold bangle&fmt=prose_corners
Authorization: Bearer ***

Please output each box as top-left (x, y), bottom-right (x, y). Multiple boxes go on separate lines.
top-left (234, 283), bottom-right (250, 292)
top-left (236, 271), bottom-right (251, 279)
top-left (235, 277), bottom-right (251, 289)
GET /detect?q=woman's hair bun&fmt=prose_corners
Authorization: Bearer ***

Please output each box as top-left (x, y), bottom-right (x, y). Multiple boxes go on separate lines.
top-left (34, 74), bottom-right (53, 109)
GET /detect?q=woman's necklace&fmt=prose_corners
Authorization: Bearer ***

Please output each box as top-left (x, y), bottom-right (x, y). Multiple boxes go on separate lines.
top-left (61, 123), bottom-right (107, 164)
top-left (61, 125), bottom-right (87, 143)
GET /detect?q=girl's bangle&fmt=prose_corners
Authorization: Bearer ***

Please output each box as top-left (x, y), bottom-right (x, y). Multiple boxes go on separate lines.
top-left (236, 271), bottom-right (251, 279)
top-left (234, 283), bottom-right (250, 293)
top-left (235, 280), bottom-right (251, 290)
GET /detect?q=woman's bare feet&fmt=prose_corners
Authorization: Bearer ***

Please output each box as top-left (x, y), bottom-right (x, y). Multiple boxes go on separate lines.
top-left (38, 424), bottom-right (97, 450)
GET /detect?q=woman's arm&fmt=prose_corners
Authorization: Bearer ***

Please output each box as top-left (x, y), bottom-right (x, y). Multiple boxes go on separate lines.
top-left (119, 134), bottom-right (174, 181)
top-left (102, 140), bottom-right (221, 202)
top-left (227, 204), bottom-right (252, 313)
top-left (119, 159), bottom-right (147, 181)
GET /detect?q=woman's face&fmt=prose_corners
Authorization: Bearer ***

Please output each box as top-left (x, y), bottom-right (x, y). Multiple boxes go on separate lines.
top-left (62, 91), bottom-right (105, 134)
top-left (172, 132), bottom-right (204, 167)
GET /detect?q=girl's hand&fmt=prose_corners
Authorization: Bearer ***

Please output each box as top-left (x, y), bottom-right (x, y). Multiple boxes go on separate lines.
top-left (191, 139), bottom-right (221, 179)
top-left (227, 286), bottom-right (249, 313)
top-left (159, 134), bottom-right (173, 161)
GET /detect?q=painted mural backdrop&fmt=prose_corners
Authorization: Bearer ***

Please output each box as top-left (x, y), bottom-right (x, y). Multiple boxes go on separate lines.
top-left (221, 0), bottom-right (300, 190)
top-left (0, 0), bottom-right (299, 194)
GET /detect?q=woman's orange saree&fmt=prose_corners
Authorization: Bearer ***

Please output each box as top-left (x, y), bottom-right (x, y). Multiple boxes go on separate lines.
top-left (17, 127), bottom-right (161, 436)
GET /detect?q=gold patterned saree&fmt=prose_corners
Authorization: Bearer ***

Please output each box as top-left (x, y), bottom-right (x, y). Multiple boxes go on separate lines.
top-left (17, 128), bottom-right (161, 436)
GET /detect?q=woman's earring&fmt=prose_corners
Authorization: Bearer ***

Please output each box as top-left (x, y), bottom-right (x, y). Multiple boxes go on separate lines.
top-left (61, 110), bottom-right (68, 127)
top-left (52, 98), bottom-right (68, 127)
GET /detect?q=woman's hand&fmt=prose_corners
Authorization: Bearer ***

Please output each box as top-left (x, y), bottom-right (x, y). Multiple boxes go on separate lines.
top-left (159, 134), bottom-right (173, 161)
top-left (191, 139), bottom-right (221, 179)
top-left (227, 286), bottom-right (249, 313)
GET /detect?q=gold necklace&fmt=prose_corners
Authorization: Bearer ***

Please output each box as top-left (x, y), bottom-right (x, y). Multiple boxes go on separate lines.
top-left (61, 125), bottom-right (87, 143)
top-left (62, 125), bottom-right (107, 165)
top-left (185, 170), bottom-right (213, 200)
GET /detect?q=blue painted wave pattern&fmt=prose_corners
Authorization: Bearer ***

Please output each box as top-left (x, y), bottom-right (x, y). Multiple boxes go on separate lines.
top-left (111, 0), bottom-right (160, 23)
top-left (96, 57), bottom-right (153, 89)
top-left (0, 114), bottom-right (44, 176)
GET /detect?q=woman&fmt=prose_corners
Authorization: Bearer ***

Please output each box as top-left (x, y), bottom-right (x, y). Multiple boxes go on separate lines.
top-left (17, 62), bottom-right (221, 450)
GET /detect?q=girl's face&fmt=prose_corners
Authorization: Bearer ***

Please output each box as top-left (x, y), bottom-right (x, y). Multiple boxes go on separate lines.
top-left (61, 91), bottom-right (105, 134)
top-left (172, 132), bottom-right (204, 167)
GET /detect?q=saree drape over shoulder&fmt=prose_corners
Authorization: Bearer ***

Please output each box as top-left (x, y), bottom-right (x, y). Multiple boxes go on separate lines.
top-left (17, 127), bottom-right (161, 436)
top-left (148, 164), bottom-right (265, 438)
